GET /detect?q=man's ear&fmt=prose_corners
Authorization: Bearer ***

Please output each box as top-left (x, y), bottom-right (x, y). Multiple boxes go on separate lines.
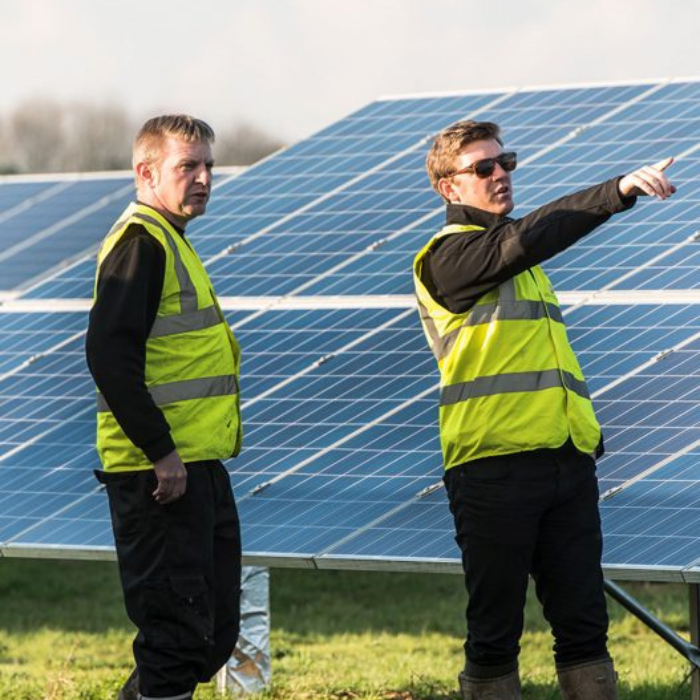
top-left (437, 177), bottom-right (456, 203)
top-left (135, 161), bottom-right (157, 189)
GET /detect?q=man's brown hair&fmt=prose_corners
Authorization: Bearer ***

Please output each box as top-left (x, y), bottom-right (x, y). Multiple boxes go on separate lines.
top-left (132, 114), bottom-right (215, 169)
top-left (425, 120), bottom-right (503, 199)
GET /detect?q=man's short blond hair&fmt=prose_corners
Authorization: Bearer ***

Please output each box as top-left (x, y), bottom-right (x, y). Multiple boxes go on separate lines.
top-left (132, 114), bottom-right (215, 169)
top-left (425, 120), bottom-right (503, 198)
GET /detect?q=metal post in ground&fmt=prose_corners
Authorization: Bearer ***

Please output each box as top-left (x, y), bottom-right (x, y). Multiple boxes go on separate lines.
top-left (216, 566), bottom-right (271, 695)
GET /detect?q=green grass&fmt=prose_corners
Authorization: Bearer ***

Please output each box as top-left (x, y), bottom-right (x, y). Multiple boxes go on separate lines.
top-left (0, 559), bottom-right (695, 698)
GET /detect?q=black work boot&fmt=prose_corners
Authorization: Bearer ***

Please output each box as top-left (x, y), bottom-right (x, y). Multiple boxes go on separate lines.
top-left (458, 669), bottom-right (522, 700)
top-left (117, 667), bottom-right (139, 700)
top-left (557, 658), bottom-right (618, 700)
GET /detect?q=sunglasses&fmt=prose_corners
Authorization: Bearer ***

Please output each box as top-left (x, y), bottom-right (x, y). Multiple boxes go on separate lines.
top-left (446, 151), bottom-right (518, 179)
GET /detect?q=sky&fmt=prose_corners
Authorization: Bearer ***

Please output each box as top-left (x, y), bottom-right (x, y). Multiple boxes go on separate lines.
top-left (1, 0), bottom-right (699, 144)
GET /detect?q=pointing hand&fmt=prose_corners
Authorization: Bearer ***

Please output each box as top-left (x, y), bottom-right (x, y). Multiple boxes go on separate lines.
top-left (618, 157), bottom-right (677, 200)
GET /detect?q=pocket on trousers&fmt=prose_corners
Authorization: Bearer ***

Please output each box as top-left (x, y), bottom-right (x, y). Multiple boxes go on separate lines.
top-left (96, 470), bottom-right (156, 540)
top-left (170, 575), bottom-right (214, 649)
top-left (445, 459), bottom-right (516, 522)
top-left (142, 575), bottom-right (214, 650)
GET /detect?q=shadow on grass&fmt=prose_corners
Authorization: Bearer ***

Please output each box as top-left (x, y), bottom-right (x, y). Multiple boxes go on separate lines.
top-left (0, 558), bottom-right (131, 633)
top-left (0, 559), bottom-right (692, 642)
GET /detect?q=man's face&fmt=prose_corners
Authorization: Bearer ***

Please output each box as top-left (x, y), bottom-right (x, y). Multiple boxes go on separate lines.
top-left (439, 138), bottom-right (515, 216)
top-left (143, 137), bottom-right (213, 227)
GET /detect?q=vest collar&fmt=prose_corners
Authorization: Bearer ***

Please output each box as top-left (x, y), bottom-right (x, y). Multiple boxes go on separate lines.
top-left (135, 201), bottom-right (186, 237)
top-left (445, 203), bottom-right (512, 229)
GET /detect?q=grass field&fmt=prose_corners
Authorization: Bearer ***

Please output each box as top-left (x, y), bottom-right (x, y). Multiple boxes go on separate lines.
top-left (0, 558), bottom-right (695, 699)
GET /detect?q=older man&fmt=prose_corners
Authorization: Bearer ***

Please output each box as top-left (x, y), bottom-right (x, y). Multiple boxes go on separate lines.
top-left (86, 115), bottom-right (242, 700)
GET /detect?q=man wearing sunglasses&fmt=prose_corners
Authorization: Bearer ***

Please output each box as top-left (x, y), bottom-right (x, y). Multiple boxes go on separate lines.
top-left (413, 120), bottom-right (675, 700)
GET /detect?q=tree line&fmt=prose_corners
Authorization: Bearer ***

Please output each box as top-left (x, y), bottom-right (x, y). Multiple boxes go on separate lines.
top-left (0, 99), bottom-right (286, 174)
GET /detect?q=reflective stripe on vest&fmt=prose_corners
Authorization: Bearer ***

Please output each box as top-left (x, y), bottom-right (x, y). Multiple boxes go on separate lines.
top-left (440, 369), bottom-right (590, 407)
top-left (97, 374), bottom-right (239, 412)
top-left (133, 212), bottom-right (199, 314)
top-left (149, 305), bottom-right (222, 338)
top-left (422, 297), bottom-right (565, 363)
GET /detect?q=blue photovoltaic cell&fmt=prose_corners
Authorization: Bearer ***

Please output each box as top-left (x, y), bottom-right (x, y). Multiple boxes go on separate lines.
top-left (319, 487), bottom-right (456, 565)
top-left (595, 337), bottom-right (700, 495)
top-left (0, 178), bottom-right (133, 290)
top-left (232, 307), bottom-right (408, 396)
top-left (0, 307), bottom-right (431, 550)
top-left (255, 303), bottom-right (700, 566)
top-left (3, 490), bottom-right (111, 551)
top-left (563, 303), bottom-right (700, 394)
top-left (20, 90), bottom-right (498, 298)
top-left (236, 390), bottom-right (441, 559)
top-left (20, 257), bottom-right (97, 300)
top-left (28, 83), bottom-right (667, 301)
top-left (0, 469), bottom-right (98, 544)
top-left (20, 92), bottom-right (503, 300)
top-left (207, 149), bottom-right (439, 296)
top-left (0, 312), bottom-right (87, 374)
top-left (228, 309), bottom-right (434, 492)
top-left (0, 331), bottom-right (100, 545)
top-left (600, 451), bottom-right (700, 577)
top-left (517, 81), bottom-right (700, 290)
top-left (235, 300), bottom-right (693, 559)
top-left (0, 338), bottom-right (95, 455)
top-left (0, 181), bottom-right (63, 215)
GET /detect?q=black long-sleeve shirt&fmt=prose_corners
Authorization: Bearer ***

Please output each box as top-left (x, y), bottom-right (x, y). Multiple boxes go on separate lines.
top-left (86, 221), bottom-right (178, 463)
top-left (421, 178), bottom-right (636, 314)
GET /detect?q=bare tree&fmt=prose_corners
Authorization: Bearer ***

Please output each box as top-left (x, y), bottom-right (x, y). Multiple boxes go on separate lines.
top-left (62, 103), bottom-right (133, 171)
top-left (216, 123), bottom-right (286, 166)
top-left (4, 100), bottom-right (284, 173)
top-left (9, 99), bottom-right (66, 172)
top-left (0, 116), bottom-right (19, 174)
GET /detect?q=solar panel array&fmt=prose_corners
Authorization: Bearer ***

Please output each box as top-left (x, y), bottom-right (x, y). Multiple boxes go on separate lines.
top-left (1, 78), bottom-right (700, 584)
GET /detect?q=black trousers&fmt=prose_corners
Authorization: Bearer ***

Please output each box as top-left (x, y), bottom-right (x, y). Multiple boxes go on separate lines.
top-left (443, 446), bottom-right (609, 671)
top-left (97, 460), bottom-right (242, 698)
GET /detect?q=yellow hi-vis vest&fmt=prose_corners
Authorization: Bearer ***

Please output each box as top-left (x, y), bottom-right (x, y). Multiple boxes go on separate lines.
top-left (94, 203), bottom-right (242, 472)
top-left (413, 224), bottom-right (600, 471)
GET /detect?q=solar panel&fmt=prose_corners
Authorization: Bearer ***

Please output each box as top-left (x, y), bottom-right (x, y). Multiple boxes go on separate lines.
top-left (19, 82), bottom-right (677, 301)
top-left (3, 297), bottom-right (700, 579)
top-left (1, 78), bottom-right (700, 586)
top-left (0, 170), bottom-right (240, 297)
top-left (0, 311), bottom-right (86, 374)
top-left (601, 450), bottom-right (700, 581)
top-left (0, 176), bottom-right (133, 292)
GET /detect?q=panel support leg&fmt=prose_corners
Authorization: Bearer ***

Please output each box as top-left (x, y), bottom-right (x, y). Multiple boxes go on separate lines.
top-left (690, 583), bottom-right (700, 700)
top-left (604, 579), bottom-right (700, 674)
top-left (216, 566), bottom-right (271, 695)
